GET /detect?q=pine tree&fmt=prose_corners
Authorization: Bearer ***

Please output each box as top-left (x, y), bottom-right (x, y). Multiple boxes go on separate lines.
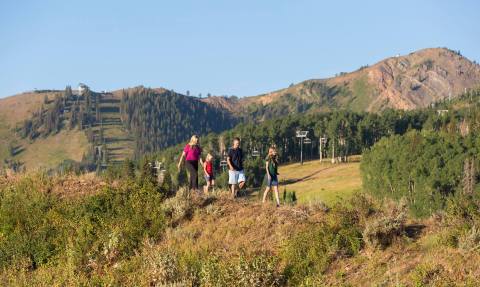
top-left (140, 159), bottom-right (157, 186)
top-left (122, 159), bottom-right (135, 180)
top-left (463, 158), bottom-right (476, 194)
top-left (65, 85), bottom-right (73, 99)
top-left (161, 170), bottom-right (174, 196)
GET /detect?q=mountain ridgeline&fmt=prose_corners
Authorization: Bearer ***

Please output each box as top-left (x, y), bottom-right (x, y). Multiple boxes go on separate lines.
top-left (1, 47), bottom-right (480, 170)
top-left (203, 47), bottom-right (480, 116)
top-left (119, 87), bottom-right (237, 156)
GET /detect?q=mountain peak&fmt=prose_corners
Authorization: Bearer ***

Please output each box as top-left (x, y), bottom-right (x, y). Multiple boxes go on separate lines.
top-left (235, 47), bottom-right (480, 112)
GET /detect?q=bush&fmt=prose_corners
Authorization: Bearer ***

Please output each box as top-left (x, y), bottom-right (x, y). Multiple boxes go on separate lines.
top-left (281, 207), bottom-right (363, 285)
top-left (0, 177), bottom-right (61, 268)
top-left (362, 199), bottom-right (407, 250)
top-left (458, 225), bottom-right (480, 253)
top-left (141, 242), bottom-right (180, 285)
top-left (163, 187), bottom-right (193, 224)
top-left (199, 253), bottom-right (283, 287)
top-left (0, 174), bottom-right (166, 278)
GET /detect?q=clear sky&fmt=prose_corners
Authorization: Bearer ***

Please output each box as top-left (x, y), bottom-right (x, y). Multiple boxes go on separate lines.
top-left (1, 0), bottom-right (479, 98)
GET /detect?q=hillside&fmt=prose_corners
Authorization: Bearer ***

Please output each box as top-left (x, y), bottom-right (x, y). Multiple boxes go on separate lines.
top-left (203, 47), bottom-right (480, 116)
top-left (279, 160), bottom-right (361, 204)
top-left (1, 172), bottom-right (480, 286)
top-left (2, 47), bottom-right (479, 171)
top-left (0, 90), bottom-right (91, 170)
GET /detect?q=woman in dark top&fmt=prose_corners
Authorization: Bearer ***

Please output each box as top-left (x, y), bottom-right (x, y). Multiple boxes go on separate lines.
top-left (262, 146), bottom-right (280, 207)
top-left (177, 135), bottom-right (203, 192)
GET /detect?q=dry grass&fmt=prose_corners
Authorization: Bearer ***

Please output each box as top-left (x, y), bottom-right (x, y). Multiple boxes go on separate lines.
top-left (159, 193), bottom-right (321, 259)
top-left (16, 129), bottom-right (89, 170)
top-left (0, 91), bottom-right (58, 127)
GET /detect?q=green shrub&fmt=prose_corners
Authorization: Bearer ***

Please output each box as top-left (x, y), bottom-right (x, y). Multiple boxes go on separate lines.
top-left (0, 174), bottom-right (166, 278)
top-left (199, 253), bottom-right (283, 287)
top-left (0, 177), bottom-right (62, 268)
top-left (458, 225), bottom-right (480, 253)
top-left (281, 207), bottom-right (363, 285)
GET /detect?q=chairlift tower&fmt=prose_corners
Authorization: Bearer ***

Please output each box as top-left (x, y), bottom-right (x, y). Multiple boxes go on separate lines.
top-left (319, 136), bottom-right (327, 162)
top-left (220, 150), bottom-right (228, 172)
top-left (304, 137), bottom-right (312, 160)
top-left (296, 130), bottom-right (308, 165)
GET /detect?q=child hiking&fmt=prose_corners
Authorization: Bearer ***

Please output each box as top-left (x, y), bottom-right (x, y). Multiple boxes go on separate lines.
top-left (262, 146), bottom-right (281, 207)
top-left (203, 153), bottom-right (215, 194)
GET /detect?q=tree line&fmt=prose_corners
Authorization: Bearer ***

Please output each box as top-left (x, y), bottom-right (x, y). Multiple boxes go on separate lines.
top-left (362, 88), bottom-right (480, 216)
top-left (119, 87), bottom-right (238, 157)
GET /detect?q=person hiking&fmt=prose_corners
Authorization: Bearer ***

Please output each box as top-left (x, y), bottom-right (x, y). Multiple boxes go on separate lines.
top-left (203, 152), bottom-right (215, 194)
top-left (177, 135), bottom-right (203, 193)
top-left (262, 146), bottom-right (281, 207)
top-left (227, 137), bottom-right (245, 198)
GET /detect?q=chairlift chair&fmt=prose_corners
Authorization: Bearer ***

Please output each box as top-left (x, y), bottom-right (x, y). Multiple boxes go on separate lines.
top-left (252, 147), bottom-right (260, 157)
top-left (296, 130), bottom-right (308, 138)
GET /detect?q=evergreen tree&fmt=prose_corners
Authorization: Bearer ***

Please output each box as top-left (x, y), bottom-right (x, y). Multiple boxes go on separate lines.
top-left (140, 159), bottom-right (157, 186)
top-left (161, 170), bottom-right (174, 196)
top-left (122, 159), bottom-right (136, 180)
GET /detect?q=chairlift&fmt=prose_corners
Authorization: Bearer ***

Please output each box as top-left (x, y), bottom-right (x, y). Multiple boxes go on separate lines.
top-left (296, 130), bottom-right (308, 138)
top-left (220, 160), bottom-right (228, 170)
top-left (252, 147), bottom-right (260, 157)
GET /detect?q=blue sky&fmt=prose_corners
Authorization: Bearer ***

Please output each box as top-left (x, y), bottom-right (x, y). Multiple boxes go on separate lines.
top-left (1, 0), bottom-right (479, 98)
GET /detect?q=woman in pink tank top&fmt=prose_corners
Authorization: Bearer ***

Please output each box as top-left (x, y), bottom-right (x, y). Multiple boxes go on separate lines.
top-left (177, 135), bottom-right (203, 192)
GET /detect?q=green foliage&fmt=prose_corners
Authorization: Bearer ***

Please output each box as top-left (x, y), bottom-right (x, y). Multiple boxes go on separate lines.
top-left (281, 207), bottom-right (363, 285)
top-left (0, 174), bottom-right (166, 276)
top-left (122, 159), bottom-right (136, 180)
top-left (361, 130), bottom-right (470, 217)
top-left (282, 188), bottom-right (297, 205)
top-left (139, 157), bottom-right (157, 186)
top-left (167, 252), bottom-right (282, 287)
top-left (0, 177), bottom-right (60, 268)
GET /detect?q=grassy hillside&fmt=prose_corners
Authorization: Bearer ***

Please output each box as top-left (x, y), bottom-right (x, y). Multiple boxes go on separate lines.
top-left (0, 91), bottom-right (92, 170)
top-left (279, 160), bottom-right (361, 204)
top-left (15, 130), bottom-right (89, 170)
top-left (1, 173), bottom-right (479, 286)
top-left (0, 90), bottom-right (135, 171)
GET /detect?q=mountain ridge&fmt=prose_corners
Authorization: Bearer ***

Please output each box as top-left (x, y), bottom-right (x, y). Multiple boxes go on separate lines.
top-left (201, 47), bottom-right (480, 113)
top-left (1, 47), bottom-right (480, 170)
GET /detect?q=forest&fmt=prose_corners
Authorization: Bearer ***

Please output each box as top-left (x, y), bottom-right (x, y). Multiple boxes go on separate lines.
top-left (119, 87), bottom-right (237, 156)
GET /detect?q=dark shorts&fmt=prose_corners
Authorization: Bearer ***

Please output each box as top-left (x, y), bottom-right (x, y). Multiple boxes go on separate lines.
top-left (204, 174), bottom-right (215, 182)
top-left (267, 176), bottom-right (279, 187)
